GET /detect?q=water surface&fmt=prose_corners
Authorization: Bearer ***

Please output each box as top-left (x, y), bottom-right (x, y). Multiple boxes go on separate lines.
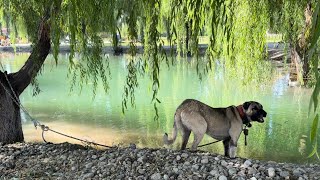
top-left (1, 53), bottom-right (319, 164)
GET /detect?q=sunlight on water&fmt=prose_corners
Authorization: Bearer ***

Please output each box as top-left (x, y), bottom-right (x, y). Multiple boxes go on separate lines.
top-left (1, 53), bottom-right (319, 164)
top-left (23, 121), bottom-right (166, 149)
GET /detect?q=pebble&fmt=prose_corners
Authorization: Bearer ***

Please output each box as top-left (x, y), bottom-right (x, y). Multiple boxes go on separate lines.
top-left (228, 168), bottom-right (237, 175)
top-left (293, 168), bottom-right (303, 176)
top-left (181, 153), bottom-right (188, 158)
top-left (83, 173), bottom-right (94, 179)
top-left (268, 167), bottom-right (276, 177)
top-left (138, 169), bottom-right (145, 174)
top-left (221, 160), bottom-right (228, 167)
top-left (219, 175), bottom-right (228, 180)
top-left (242, 160), bottom-right (252, 168)
top-left (248, 167), bottom-right (257, 175)
top-left (85, 162), bottom-right (93, 169)
top-left (150, 173), bottom-right (161, 180)
top-left (0, 142), bottom-right (319, 179)
top-left (280, 170), bottom-right (290, 177)
top-left (192, 164), bottom-right (200, 171)
top-left (210, 169), bottom-right (219, 176)
top-left (201, 158), bottom-right (209, 164)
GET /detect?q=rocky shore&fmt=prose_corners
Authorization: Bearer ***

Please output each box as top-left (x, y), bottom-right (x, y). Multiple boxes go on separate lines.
top-left (0, 142), bottom-right (319, 179)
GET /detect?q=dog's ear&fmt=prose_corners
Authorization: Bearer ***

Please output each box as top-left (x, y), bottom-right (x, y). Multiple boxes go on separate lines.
top-left (243, 102), bottom-right (251, 110)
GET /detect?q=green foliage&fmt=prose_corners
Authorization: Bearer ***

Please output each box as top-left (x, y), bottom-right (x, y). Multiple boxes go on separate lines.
top-left (226, 0), bottom-right (270, 83)
top-left (308, 1), bottom-right (320, 160)
top-left (308, 114), bottom-right (319, 159)
top-left (310, 114), bottom-right (318, 143)
top-left (122, 57), bottom-right (139, 113)
top-left (143, 0), bottom-right (164, 120)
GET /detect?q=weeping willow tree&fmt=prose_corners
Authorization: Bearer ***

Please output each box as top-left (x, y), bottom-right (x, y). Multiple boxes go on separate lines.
top-left (267, 0), bottom-right (320, 158)
top-left (0, 1), bottom-right (320, 158)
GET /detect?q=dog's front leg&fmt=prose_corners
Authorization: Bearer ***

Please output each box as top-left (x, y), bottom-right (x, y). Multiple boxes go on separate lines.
top-left (229, 140), bottom-right (237, 159)
top-left (228, 128), bottom-right (241, 159)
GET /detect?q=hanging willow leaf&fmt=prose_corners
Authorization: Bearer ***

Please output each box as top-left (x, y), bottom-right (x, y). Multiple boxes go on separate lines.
top-left (309, 78), bottom-right (320, 114)
top-left (308, 142), bottom-right (319, 158)
top-left (309, 1), bottom-right (320, 52)
top-left (310, 114), bottom-right (319, 143)
top-left (156, 98), bottom-right (161, 103)
top-left (308, 1), bottom-right (320, 115)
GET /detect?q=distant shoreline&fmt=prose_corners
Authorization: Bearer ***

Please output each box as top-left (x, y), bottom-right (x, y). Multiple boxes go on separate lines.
top-left (0, 43), bottom-right (286, 56)
top-left (0, 43), bottom-right (208, 55)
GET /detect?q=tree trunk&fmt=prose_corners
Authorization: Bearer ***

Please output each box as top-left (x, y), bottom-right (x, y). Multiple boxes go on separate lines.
top-left (0, 19), bottom-right (51, 144)
top-left (289, 48), bottom-right (303, 85)
top-left (0, 72), bottom-right (24, 143)
top-left (112, 27), bottom-right (123, 55)
top-left (290, 2), bottom-right (312, 85)
top-left (185, 21), bottom-right (192, 57)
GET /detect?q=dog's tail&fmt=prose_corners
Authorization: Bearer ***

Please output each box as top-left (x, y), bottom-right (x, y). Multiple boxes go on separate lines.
top-left (163, 113), bottom-right (179, 145)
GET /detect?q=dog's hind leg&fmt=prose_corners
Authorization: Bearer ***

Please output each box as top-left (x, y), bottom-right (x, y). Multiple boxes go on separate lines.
top-left (181, 111), bottom-right (207, 151)
top-left (191, 129), bottom-right (206, 151)
top-left (180, 127), bottom-right (191, 150)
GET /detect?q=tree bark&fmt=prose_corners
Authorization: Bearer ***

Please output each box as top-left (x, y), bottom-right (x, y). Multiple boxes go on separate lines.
top-left (185, 21), bottom-right (192, 57)
top-left (0, 71), bottom-right (24, 143)
top-left (0, 19), bottom-right (51, 144)
top-left (290, 2), bottom-right (312, 85)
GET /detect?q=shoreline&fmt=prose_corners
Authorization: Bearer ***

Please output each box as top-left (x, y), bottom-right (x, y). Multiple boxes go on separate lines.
top-left (0, 43), bottom-right (286, 56)
top-left (0, 43), bottom-right (208, 55)
top-left (0, 142), bottom-right (319, 179)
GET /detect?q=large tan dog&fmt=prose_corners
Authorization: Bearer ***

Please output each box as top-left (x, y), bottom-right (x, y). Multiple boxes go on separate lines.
top-left (163, 99), bottom-right (267, 158)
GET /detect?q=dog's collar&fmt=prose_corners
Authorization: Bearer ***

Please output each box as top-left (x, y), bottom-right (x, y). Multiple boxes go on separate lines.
top-left (236, 105), bottom-right (250, 126)
top-left (236, 105), bottom-right (246, 119)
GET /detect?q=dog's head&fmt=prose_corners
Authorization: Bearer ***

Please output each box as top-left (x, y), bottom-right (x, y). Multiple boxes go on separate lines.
top-left (243, 101), bottom-right (267, 123)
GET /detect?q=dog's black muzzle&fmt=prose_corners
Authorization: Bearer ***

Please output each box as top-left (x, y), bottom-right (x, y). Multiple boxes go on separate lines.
top-left (261, 109), bottom-right (267, 117)
top-left (252, 109), bottom-right (267, 123)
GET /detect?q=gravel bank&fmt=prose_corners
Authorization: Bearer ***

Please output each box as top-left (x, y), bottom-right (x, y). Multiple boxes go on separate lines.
top-left (0, 142), bottom-right (319, 179)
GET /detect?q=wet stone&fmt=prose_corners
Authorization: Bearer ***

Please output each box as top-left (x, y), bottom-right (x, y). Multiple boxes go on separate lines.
top-left (201, 158), bottom-right (209, 164)
top-left (241, 160), bottom-right (252, 168)
top-left (221, 160), bottom-right (228, 167)
top-left (219, 175), bottom-right (228, 180)
top-left (150, 173), bottom-right (162, 180)
top-left (280, 171), bottom-right (290, 178)
top-left (181, 153), bottom-right (188, 158)
top-left (228, 168), bottom-right (237, 175)
top-left (268, 167), bottom-right (276, 177)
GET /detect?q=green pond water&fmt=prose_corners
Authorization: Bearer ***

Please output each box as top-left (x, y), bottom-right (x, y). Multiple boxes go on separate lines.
top-left (1, 53), bottom-right (319, 164)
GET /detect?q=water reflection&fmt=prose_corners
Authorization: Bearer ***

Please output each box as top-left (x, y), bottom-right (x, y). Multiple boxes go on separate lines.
top-left (1, 53), bottom-right (319, 164)
top-left (272, 74), bottom-right (289, 97)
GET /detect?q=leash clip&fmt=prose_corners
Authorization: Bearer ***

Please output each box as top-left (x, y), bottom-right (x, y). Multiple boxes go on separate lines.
top-left (243, 128), bottom-right (249, 136)
top-left (243, 126), bottom-right (249, 146)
